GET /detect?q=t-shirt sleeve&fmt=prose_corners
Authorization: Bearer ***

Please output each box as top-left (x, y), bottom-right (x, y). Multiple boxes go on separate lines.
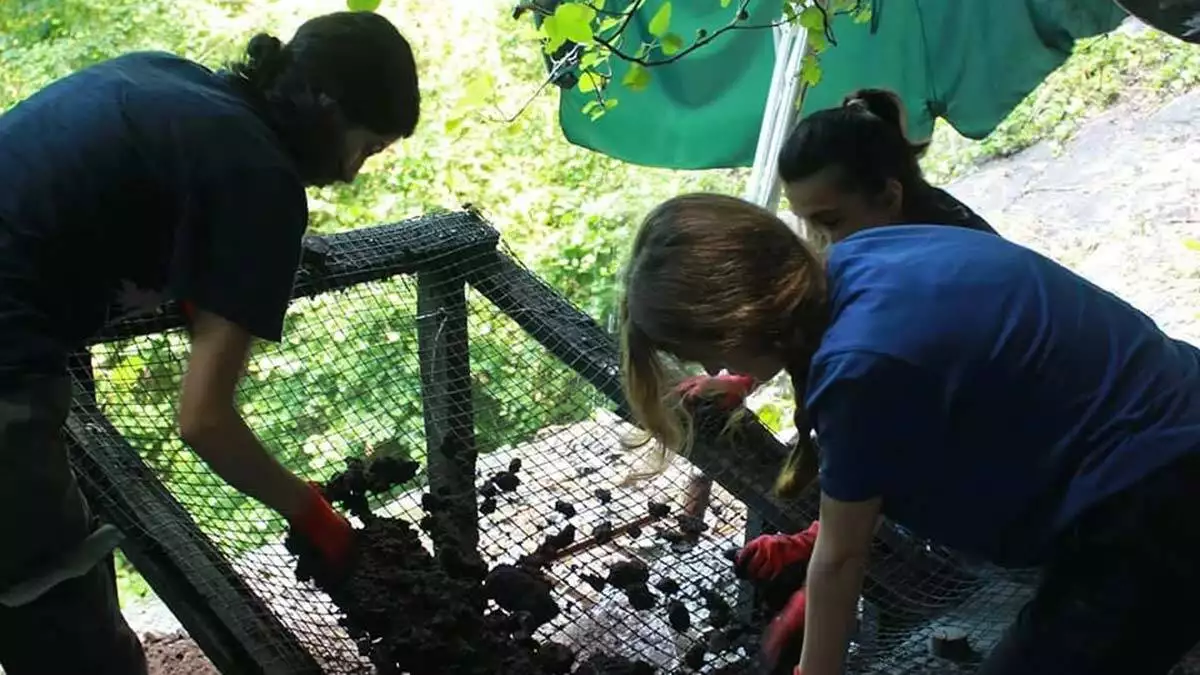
top-left (805, 351), bottom-right (948, 503)
top-left (169, 162), bottom-right (308, 343)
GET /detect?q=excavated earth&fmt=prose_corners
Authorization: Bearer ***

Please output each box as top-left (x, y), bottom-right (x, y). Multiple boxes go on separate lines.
top-left (282, 455), bottom-right (675, 675)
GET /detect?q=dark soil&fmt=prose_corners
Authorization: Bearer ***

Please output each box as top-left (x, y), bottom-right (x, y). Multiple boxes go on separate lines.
top-left (142, 632), bottom-right (218, 675)
top-left (286, 456), bottom-right (663, 675)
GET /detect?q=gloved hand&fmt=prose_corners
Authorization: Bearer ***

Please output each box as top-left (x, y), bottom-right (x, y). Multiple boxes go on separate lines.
top-left (675, 372), bottom-right (757, 410)
top-left (763, 588), bottom-right (807, 674)
top-left (736, 520), bottom-right (820, 581)
top-left (289, 482), bottom-right (355, 575)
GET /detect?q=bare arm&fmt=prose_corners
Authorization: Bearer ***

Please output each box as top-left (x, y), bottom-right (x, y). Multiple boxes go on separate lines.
top-left (177, 308), bottom-right (309, 520)
top-left (799, 493), bottom-right (881, 675)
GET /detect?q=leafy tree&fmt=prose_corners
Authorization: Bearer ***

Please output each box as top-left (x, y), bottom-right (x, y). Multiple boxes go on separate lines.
top-left (353, 0), bottom-right (870, 119)
top-left (524, 0), bottom-right (868, 117)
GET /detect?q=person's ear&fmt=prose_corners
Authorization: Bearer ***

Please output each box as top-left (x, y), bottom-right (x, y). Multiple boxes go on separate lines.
top-left (883, 178), bottom-right (904, 219)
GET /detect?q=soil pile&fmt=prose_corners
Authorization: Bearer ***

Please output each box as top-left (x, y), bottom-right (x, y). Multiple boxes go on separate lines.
top-left (285, 456), bottom-right (659, 675)
top-left (142, 631), bottom-right (219, 675)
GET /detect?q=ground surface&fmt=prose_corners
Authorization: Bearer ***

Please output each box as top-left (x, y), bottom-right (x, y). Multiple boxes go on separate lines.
top-left (120, 87), bottom-right (1200, 673)
top-left (949, 88), bottom-right (1200, 348)
top-left (142, 632), bottom-right (220, 675)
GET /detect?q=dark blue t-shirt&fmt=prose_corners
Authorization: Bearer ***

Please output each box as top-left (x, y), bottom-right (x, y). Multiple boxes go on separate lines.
top-left (806, 225), bottom-right (1200, 567)
top-left (0, 52), bottom-right (308, 384)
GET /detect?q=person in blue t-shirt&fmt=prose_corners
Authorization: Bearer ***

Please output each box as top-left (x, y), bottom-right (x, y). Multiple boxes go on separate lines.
top-left (0, 12), bottom-right (419, 674)
top-left (673, 88), bottom-right (999, 673)
top-left (618, 193), bottom-right (1200, 675)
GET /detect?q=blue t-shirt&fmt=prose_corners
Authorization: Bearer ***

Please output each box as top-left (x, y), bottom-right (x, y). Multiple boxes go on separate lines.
top-left (0, 52), bottom-right (308, 384)
top-left (806, 225), bottom-right (1200, 567)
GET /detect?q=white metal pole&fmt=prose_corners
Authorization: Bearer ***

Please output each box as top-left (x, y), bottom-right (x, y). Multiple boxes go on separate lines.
top-left (744, 23), bottom-right (794, 206)
top-left (743, 23), bottom-right (808, 217)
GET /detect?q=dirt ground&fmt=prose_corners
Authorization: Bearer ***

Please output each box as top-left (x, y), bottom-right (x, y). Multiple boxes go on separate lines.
top-left (142, 632), bottom-right (218, 675)
top-left (949, 88), bottom-right (1200, 348)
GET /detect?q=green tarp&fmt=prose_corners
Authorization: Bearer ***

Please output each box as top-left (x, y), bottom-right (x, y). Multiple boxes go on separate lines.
top-left (557, 0), bottom-right (1128, 170)
top-left (799, 0), bottom-right (1129, 142)
top-left (558, 0), bottom-right (782, 170)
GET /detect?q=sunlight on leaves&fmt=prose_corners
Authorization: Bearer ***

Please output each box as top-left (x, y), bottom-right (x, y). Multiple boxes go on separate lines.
top-left (577, 70), bottom-right (605, 93)
top-left (580, 50), bottom-right (607, 70)
top-left (583, 97), bottom-right (614, 120)
top-left (462, 72), bottom-right (495, 108)
top-left (554, 2), bottom-right (597, 43)
top-left (797, 5), bottom-right (824, 30)
top-left (621, 63), bottom-right (652, 91)
top-left (661, 32), bottom-right (684, 55)
top-left (346, 0), bottom-right (382, 11)
top-left (541, 15), bottom-right (566, 53)
top-left (800, 52), bottom-right (821, 86)
top-left (598, 15), bottom-right (624, 34)
top-left (648, 2), bottom-right (672, 38)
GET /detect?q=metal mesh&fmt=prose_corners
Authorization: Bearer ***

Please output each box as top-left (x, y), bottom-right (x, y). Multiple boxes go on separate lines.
top-left (66, 210), bottom-right (1035, 674)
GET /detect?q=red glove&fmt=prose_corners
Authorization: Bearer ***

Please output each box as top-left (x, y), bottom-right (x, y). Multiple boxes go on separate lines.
top-left (763, 588), bottom-right (807, 672)
top-left (675, 373), bottom-right (757, 410)
top-left (736, 520), bottom-right (820, 581)
top-left (290, 482), bottom-right (355, 573)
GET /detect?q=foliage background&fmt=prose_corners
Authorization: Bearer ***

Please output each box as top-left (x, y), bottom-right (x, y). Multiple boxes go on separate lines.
top-left (2, 0), bottom-right (1197, 604)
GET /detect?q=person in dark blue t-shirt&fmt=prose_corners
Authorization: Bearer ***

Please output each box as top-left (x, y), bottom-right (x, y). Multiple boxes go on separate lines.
top-left (618, 193), bottom-right (1200, 675)
top-left (0, 12), bottom-right (419, 674)
top-left (678, 88), bottom-right (999, 672)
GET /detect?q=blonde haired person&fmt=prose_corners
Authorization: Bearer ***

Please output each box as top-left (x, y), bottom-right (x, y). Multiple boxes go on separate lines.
top-left (619, 193), bottom-right (1200, 675)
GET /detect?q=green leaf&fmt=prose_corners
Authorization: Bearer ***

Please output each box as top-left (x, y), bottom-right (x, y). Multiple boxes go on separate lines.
top-left (462, 72), bottom-right (495, 107)
top-left (648, 2), bottom-right (672, 38)
top-left (577, 70), bottom-right (606, 93)
top-left (661, 32), bottom-right (684, 55)
top-left (541, 16), bottom-right (567, 53)
top-left (807, 27), bottom-right (828, 52)
top-left (580, 49), bottom-right (607, 70)
top-left (798, 5), bottom-right (824, 31)
top-left (598, 15), bottom-right (624, 34)
top-left (582, 99), bottom-right (601, 114)
top-left (1185, 238), bottom-right (1200, 252)
top-left (622, 63), bottom-right (652, 91)
top-left (553, 2), bottom-right (597, 43)
top-left (799, 53), bottom-right (822, 86)
top-left (720, 0), bottom-right (732, 7)
top-left (346, 0), bottom-right (381, 11)
top-left (604, 98), bottom-right (619, 109)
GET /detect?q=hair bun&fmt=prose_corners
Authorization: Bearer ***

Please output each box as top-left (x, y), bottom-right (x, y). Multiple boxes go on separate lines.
top-left (246, 33), bottom-right (284, 65)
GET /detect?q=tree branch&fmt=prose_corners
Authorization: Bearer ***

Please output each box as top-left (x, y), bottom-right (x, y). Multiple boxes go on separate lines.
top-left (593, 0), bottom-right (790, 68)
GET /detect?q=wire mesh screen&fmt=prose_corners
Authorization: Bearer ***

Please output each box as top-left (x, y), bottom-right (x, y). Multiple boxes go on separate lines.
top-left (66, 210), bottom-right (1039, 674)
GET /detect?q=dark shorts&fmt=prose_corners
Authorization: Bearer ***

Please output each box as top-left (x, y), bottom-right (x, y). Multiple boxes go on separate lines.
top-left (0, 377), bottom-right (146, 675)
top-left (981, 452), bottom-right (1200, 675)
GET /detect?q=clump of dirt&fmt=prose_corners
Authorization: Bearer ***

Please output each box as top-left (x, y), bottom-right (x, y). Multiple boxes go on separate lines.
top-left (142, 632), bottom-right (218, 675)
top-left (286, 455), bottom-right (663, 675)
top-left (554, 500), bottom-right (577, 518)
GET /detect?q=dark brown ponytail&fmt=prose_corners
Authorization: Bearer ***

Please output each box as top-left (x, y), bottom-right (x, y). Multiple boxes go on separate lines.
top-left (230, 33), bottom-right (291, 93)
top-left (842, 88), bottom-right (931, 159)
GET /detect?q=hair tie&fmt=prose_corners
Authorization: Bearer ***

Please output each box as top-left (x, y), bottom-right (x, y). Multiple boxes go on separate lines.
top-left (844, 97), bottom-right (870, 114)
